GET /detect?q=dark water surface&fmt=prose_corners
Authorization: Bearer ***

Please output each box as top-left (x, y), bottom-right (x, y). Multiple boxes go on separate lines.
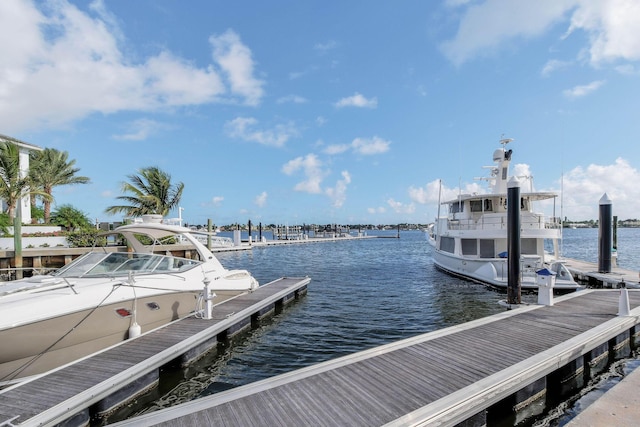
top-left (111, 228), bottom-right (640, 425)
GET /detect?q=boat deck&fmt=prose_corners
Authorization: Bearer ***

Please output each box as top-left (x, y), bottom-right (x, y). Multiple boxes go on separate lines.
top-left (0, 276), bottom-right (310, 427)
top-left (110, 289), bottom-right (640, 427)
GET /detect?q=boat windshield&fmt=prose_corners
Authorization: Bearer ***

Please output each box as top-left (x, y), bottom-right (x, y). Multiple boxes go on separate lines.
top-left (52, 252), bottom-right (201, 278)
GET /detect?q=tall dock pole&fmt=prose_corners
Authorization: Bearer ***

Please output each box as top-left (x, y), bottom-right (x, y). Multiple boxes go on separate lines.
top-left (598, 193), bottom-right (612, 273)
top-left (13, 203), bottom-right (23, 280)
top-left (507, 176), bottom-right (521, 305)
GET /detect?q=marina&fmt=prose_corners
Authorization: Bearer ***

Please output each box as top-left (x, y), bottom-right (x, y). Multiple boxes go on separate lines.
top-left (1, 229), bottom-right (640, 426)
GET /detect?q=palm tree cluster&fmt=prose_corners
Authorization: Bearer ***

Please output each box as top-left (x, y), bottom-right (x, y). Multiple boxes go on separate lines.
top-left (0, 140), bottom-right (90, 224)
top-left (0, 139), bottom-right (184, 227)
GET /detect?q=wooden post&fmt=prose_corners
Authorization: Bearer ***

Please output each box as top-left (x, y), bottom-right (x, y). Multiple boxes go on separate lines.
top-left (507, 176), bottom-right (521, 305)
top-left (248, 219), bottom-right (252, 245)
top-left (207, 219), bottom-right (212, 250)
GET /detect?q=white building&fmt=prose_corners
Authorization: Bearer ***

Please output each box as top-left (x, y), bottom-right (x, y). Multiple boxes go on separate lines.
top-left (0, 134), bottom-right (43, 224)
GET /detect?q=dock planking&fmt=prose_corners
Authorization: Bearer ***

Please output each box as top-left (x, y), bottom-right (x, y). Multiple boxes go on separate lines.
top-left (109, 290), bottom-right (640, 427)
top-left (0, 276), bottom-right (310, 427)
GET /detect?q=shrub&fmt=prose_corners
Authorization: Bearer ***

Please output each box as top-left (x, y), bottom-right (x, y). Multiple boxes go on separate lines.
top-left (66, 229), bottom-right (107, 248)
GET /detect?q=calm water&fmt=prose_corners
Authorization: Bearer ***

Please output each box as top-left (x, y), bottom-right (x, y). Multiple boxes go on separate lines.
top-left (111, 228), bottom-right (640, 425)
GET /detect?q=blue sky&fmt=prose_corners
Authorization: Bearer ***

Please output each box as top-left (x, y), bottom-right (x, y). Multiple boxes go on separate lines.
top-left (2, 0), bottom-right (640, 225)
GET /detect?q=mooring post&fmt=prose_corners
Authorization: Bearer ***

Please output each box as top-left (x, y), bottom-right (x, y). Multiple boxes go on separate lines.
top-left (598, 193), bottom-right (612, 273)
top-left (248, 219), bottom-right (252, 245)
top-left (259, 222), bottom-right (262, 241)
top-left (613, 215), bottom-right (618, 267)
top-left (207, 219), bottom-right (212, 250)
top-left (507, 176), bottom-right (521, 305)
top-left (13, 203), bottom-right (23, 280)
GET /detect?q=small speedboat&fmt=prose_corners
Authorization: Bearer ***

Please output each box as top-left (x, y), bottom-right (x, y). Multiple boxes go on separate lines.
top-left (0, 219), bottom-right (258, 386)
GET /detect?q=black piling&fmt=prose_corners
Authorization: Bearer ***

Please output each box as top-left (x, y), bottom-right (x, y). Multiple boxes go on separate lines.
top-left (507, 176), bottom-right (521, 305)
top-left (598, 193), bottom-right (612, 273)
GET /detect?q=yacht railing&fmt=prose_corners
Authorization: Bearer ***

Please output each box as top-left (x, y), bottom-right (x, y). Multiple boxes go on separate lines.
top-left (447, 214), bottom-right (561, 231)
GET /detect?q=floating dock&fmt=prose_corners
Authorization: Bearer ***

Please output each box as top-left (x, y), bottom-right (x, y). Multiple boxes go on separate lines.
top-left (563, 257), bottom-right (640, 288)
top-left (0, 277), bottom-right (310, 427)
top-left (106, 289), bottom-right (640, 427)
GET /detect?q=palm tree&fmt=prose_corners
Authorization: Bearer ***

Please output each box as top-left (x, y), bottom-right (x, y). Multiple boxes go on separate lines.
top-left (29, 148), bottom-right (90, 223)
top-left (105, 166), bottom-right (184, 217)
top-left (0, 141), bottom-right (50, 220)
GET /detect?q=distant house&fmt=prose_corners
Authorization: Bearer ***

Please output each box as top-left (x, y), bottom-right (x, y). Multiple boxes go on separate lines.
top-left (0, 134), bottom-right (43, 224)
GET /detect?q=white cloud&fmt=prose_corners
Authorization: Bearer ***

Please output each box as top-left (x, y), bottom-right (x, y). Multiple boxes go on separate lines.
top-left (209, 29), bottom-right (264, 106)
top-left (276, 94), bottom-right (307, 104)
top-left (541, 59), bottom-right (571, 77)
top-left (561, 157), bottom-right (640, 220)
top-left (563, 80), bottom-right (605, 98)
top-left (282, 155), bottom-right (352, 207)
top-left (254, 191), bottom-right (268, 207)
top-left (0, 1), bottom-right (263, 133)
top-left (324, 136), bottom-right (391, 156)
top-left (441, 0), bottom-right (640, 67)
top-left (351, 136), bottom-right (391, 155)
top-left (409, 179), bottom-right (486, 205)
top-left (334, 92), bottom-right (378, 108)
top-left (441, 0), bottom-right (575, 66)
top-left (316, 116), bottom-right (327, 126)
top-left (324, 144), bottom-right (350, 155)
top-left (112, 118), bottom-right (168, 141)
top-left (325, 171), bottom-right (351, 208)
top-left (367, 206), bottom-right (386, 214)
top-left (566, 0), bottom-right (640, 65)
top-left (225, 117), bottom-right (298, 147)
top-left (282, 154), bottom-right (326, 193)
top-left (387, 198), bottom-right (416, 214)
top-left (314, 40), bottom-right (338, 52)
top-left (203, 196), bottom-right (225, 208)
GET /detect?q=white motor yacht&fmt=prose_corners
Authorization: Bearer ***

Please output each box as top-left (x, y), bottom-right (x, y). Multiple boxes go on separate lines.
top-left (428, 138), bottom-right (579, 291)
top-left (0, 218), bottom-right (258, 386)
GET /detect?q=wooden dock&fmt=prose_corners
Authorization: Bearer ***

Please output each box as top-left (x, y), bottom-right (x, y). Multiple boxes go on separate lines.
top-left (108, 289), bottom-right (640, 427)
top-left (563, 257), bottom-right (640, 288)
top-left (0, 277), bottom-right (310, 427)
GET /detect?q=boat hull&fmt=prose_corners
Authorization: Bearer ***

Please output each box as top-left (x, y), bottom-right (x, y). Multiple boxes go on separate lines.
top-left (431, 248), bottom-right (579, 291)
top-left (0, 290), bottom-right (240, 384)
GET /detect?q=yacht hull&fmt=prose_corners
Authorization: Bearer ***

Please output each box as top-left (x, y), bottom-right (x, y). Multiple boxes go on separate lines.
top-left (432, 248), bottom-right (579, 291)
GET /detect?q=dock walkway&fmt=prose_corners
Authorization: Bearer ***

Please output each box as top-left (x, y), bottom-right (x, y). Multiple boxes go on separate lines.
top-left (563, 257), bottom-right (640, 288)
top-left (112, 290), bottom-right (640, 427)
top-left (0, 277), bottom-right (310, 427)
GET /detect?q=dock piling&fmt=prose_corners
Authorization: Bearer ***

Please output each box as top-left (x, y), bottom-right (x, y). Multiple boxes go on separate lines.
top-left (598, 193), bottom-right (612, 273)
top-left (507, 176), bottom-right (521, 305)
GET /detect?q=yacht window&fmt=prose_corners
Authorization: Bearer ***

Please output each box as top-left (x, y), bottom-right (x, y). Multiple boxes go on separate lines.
top-left (440, 237), bottom-right (455, 253)
top-left (521, 197), bottom-right (529, 210)
top-left (461, 239), bottom-right (477, 255)
top-left (502, 167), bottom-right (507, 180)
top-left (470, 201), bottom-right (483, 212)
top-left (484, 199), bottom-right (493, 212)
top-left (449, 202), bottom-right (464, 214)
top-left (479, 239), bottom-right (495, 258)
